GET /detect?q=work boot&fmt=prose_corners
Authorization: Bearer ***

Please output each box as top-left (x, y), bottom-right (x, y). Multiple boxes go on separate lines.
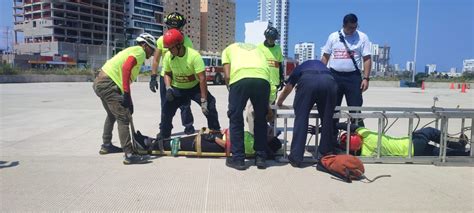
top-left (225, 158), bottom-right (247, 170)
top-left (99, 144), bottom-right (123, 155)
top-left (184, 126), bottom-right (196, 135)
top-left (459, 134), bottom-right (469, 147)
top-left (255, 155), bottom-right (267, 169)
top-left (447, 134), bottom-right (469, 149)
top-left (288, 159), bottom-right (302, 168)
top-left (123, 153), bottom-right (150, 165)
top-left (288, 155), bottom-right (302, 168)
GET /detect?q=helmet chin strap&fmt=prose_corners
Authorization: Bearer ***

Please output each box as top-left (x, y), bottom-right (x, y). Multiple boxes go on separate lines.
top-left (264, 40), bottom-right (275, 47)
top-left (177, 44), bottom-right (185, 57)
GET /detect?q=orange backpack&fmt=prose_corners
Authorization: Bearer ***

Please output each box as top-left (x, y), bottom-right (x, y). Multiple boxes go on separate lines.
top-left (317, 154), bottom-right (391, 183)
top-left (318, 154), bottom-right (365, 183)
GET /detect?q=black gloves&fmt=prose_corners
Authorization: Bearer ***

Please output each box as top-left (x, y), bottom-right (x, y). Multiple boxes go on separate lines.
top-left (278, 81), bottom-right (285, 91)
top-left (335, 122), bottom-right (359, 133)
top-left (278, 63), bottom-right (285, 91)
top-left (307, 125), bottom-right (322, 135)
top-left (121, 92), bottom-right (133, 114)
top-left (204, 133), bottom-right (218, 142)
top-left (165, 88), bottom-right (175, 102)
top-left (149, 74), bottom-right (158, 93)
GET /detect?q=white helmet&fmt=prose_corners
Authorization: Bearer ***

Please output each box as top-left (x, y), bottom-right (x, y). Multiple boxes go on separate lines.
top-left (136, 33), bottom-right (156, 50)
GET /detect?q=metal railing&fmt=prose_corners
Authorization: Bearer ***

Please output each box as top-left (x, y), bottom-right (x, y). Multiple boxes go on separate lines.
top-left (272, 106), bottom-right (474, 165)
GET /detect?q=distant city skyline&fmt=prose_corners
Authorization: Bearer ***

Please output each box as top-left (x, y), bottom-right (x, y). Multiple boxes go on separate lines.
top-left (1, 0), bottom-right (473, 72)
top-left (234, 0), bottom-right (473, 72)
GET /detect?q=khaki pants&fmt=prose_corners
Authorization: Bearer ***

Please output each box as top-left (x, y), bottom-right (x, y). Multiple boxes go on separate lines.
top-left (92, 76), bottom-right (133, 154)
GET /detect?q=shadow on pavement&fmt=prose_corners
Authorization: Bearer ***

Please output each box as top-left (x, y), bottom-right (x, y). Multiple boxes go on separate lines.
top-left (0, 161), bottom-right (20, 169)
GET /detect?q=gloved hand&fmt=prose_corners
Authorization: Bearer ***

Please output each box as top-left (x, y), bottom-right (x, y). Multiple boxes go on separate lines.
top-left (165, 87), bottom-right (175, 102)
top-left (149, 74), bottom-right (158, 93)
top-left (278, 81), bottom-right (285, 91)
top-left (204, 133), bottom-right (218, 142)
top-left (201, 100), bottom-right (209, 115)
top-left (278, 64), bottom-right (285, 91)
top-left (308, 125), bottom-right (322, 135)
top-left (121, 92), bottom-right (133, 113)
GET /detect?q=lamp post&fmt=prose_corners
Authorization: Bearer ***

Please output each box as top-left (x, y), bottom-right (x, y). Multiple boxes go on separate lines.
top-left (412, 0), bottom-right (420, 82)
top-left (106, 0), bottom-right (111, 59)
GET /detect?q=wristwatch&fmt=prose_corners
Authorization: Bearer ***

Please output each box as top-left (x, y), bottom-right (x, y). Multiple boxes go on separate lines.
top-left (363, 77), bottom-right (370, 81)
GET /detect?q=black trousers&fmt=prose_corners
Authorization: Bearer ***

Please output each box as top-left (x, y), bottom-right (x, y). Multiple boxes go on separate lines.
top-left (228, 78), bottom-right (270, 161)
top-left (160, 84), bottom-right (220, 138)
top-left (289, 73), bottom-right (338, 163)
top-left (412, 127), bottom-right (469, 156)
top-left (331, 69), bottom-right (365, 127)
top-left (159, 75), bottom-right (194, 131)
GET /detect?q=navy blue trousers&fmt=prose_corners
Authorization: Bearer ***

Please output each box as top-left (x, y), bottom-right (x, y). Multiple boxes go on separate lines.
top-left (289, 73), bottom-right (338, 163)
top-left (159, 75), bottom-right (194, 131)
top-left (228, 78), bottom-right (270, 161)
top-left (331, 69), bottom-right (365, 126)
top-left (412, 127), bottom-right (468, 156)
top-left (160, 84), bottom-right (220, 138)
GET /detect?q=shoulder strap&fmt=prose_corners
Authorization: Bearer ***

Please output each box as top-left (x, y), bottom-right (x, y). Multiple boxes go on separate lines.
top-left (338, 31), bottom-right (360, 72)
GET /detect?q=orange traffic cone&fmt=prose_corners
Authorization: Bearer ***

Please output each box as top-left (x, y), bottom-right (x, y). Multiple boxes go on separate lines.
top-left (461, 83), bottom-right (466, 93)
top-left (421, 81), bottom-right (425, 90)
top-left (450, 82), bottom-right (454, 89)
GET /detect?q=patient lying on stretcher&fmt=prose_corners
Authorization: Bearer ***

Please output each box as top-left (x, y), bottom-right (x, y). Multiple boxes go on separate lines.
top-left (308, 123), bottom-right (470, 157)
top-left (133, 126), bottom-right (282, 156)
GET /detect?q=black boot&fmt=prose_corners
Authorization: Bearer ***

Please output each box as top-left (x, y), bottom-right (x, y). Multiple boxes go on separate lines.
top-left (225, 157), bottom-right (247, 170)
top-left (255, 155), bottom-right (267, 169)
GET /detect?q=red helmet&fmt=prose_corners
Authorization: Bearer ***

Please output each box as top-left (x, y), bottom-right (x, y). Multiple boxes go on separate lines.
top-left (163, 29), bottom-right (184, 48)
top-left (340, 132), bottom-right (362, 152)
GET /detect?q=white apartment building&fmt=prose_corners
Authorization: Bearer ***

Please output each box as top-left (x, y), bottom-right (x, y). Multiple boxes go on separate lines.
top-left (463, 59), bottom-right (474, 72)
top-left (294, 42), bottom-right (315, 64)
top-left (258, 0), bottom-right (289, 57)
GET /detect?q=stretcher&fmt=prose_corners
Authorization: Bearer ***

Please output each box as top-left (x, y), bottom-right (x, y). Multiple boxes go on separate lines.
top-left (272, 105), bottom-right (474, 165)
top-left (131, 125), bottom-right (231, 157)
top-left (131, 126), bottom-right (284, 157)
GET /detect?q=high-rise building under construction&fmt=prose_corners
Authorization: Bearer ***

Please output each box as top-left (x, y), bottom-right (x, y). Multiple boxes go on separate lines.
top-left (13, 0), bottom-right (164, 68)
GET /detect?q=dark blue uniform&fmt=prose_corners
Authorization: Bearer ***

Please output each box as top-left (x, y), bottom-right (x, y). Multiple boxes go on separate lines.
top-left (286, 60), bottom-right (338, 164)
top-left (160, 84), bottom-right (220, 139)
top-left (159, 75), bottom-right (195, 133)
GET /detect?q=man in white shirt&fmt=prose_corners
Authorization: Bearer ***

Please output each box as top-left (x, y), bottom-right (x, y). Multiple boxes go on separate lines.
top-left (321, 13), bottom-right (372, 126)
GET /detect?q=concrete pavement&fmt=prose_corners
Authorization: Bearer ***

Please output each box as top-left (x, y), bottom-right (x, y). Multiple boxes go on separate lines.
top-left (0, 82), bottom-right (473, 212)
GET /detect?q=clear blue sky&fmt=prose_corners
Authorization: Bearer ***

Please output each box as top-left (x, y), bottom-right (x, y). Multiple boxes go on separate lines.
top-left (235, 0), bottom-right (474, 72)
top-left (1, 0), bottom-right (473, 71)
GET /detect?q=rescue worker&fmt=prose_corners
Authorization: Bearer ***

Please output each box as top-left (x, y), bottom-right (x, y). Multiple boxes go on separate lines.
top-left (321, 13), bottom-right (372, 127)
top-left (158, 29), bottom-right (220, 139)
top-left (222, 43), bottom-right (271, 170)
top-left (150, 12), bottom-right (195, 135)
top-left (257, 26), bottom-right (284, 104)
top-left (93, 33), bottom-right (155, 165)
top-left (276, 60), bottom-right (338, 167)
top-left (244, 26), bottom-right (284, 138)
